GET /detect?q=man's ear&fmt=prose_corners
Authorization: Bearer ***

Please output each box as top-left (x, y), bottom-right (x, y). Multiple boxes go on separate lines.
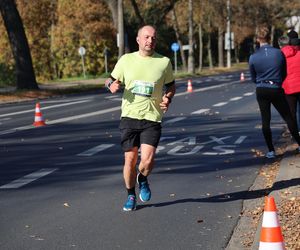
top-left (136, 36), bottom-right (139, 44)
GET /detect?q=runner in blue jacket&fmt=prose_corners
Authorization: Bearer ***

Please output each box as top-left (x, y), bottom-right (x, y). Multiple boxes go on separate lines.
top-left (249, 26), bottom-right (300, 158)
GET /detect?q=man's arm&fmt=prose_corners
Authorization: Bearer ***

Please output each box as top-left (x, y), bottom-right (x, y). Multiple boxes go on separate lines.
top-left (160, 81), bottom-right (176, 112)
top-left (105, 76), bottom-right (121, 94)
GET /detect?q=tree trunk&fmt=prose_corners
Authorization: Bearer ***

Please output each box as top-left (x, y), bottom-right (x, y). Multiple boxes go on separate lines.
top-left (207, 33), bottom-right (213, 70)
top-left (187, 0), bottom-right (195, 73)
top-left (218, 27), bottom-right (224, 67)
top-left (106, 0), bottom-right (118, 29)
top-left (118, 0), bottom-right (125, 57)
top-left (171, 9), bottom-right (186, 71)
top-left (0, 0), bottom-right (38, 90)
top-left (198, 23), bottom-right (203, 72)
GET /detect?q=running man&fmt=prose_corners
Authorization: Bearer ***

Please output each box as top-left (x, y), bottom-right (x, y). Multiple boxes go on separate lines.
top-left (105, 25), bottom-right (176, 211)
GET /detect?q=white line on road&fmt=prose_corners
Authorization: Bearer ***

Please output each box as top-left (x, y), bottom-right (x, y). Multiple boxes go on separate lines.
top-left (244, 92), bottom-right (254, 96)
top-left (213, 102), bottom-right (228, 107)
top-left (191, 109), bottom-right (210, 115)
top-left (77, 144), bottom-right (115, 156)
top-left (0, 168), bottom-right (58, 189)
top-left (0, 106), bottom-right (121, 136)
top-left (230, 97), bottom-right (243, 101)
top-left (0, 100), bottom-right (91, 118)
top-left (175, 81), bottom-right (239, 97)
top-left (163, 117), bottom-right (187, 125)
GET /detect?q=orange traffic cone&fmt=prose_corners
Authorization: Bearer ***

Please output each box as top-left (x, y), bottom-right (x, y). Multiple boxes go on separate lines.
top-left (187, 79), bottom-right (193, 92)
top-left (259, 196), bottom-right (285, 250)
top-left (240, 72), bottom-right (245, 81)
top-left (33, 102), bottom-right (46, 127)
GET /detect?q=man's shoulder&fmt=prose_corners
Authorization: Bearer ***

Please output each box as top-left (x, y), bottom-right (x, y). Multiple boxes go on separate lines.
top-left (153, 52), bottom-right (170, 60)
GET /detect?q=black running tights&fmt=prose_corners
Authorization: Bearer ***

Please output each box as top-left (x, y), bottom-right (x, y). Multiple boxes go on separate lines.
top-left (256, 87), bottom-right (300, 152)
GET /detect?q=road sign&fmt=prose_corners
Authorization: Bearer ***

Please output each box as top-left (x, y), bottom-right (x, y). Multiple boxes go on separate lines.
top-left (78, 46), bottom-right (86, 56)
top-left (171, 42), bottom-right (180, 52)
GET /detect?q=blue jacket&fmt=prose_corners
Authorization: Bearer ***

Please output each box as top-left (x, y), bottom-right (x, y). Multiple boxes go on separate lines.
top-left (249, 44), bottom-right (287, 88)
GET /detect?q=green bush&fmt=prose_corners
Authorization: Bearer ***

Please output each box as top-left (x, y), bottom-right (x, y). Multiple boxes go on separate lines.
top-left (0, 63), bottom-right (15, 87)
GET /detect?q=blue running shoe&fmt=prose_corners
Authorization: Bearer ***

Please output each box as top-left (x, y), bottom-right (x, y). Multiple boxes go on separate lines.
top-left (137, 174), bottom-right (151, 202)
top-left (123, 195), bottom-right (136, 211)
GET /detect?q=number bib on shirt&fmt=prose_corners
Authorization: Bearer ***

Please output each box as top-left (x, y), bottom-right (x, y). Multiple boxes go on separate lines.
top-left (132, 80), bottom-right (155, 97)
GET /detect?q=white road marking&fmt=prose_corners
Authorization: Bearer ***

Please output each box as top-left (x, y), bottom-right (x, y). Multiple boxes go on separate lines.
top-left (0, 125), bottom-right (33, 135)
top-left (244, 92), bottom-right (254, 96)
top-left (175, 81), bottom-right (239, 97)
top-left (213, 102), bottom-right (228, 107)
top-left (234, 136), bottom-right (247, 144)
top-left (164, 117), bottom-right (187, 125)
top-left (230, 97), bottom-right (242, 101)
top-left (77, 144), bottom-right (114, 156)
top-left (0, 168), bottom-right (58, 189)
top-left (191, 109), bottom-right (210, 115)
top-left (0, 100), bottom-right (90, 118)
top-left (46, 107), bottom-right (120, 125)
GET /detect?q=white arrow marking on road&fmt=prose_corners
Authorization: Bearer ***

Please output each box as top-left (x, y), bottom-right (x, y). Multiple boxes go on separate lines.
top-left (0, 168), bottom-right (58, 189)
top-left (191, 109), bottom-right (210, 115)
top-left (213, 102), bottom-right (228, 107)
top-left (163, 117), bottom-right (187, 125)
top-left (77, 144), bottom-right (114, 156)
top-left (0, 100), bottom-right (91, 118)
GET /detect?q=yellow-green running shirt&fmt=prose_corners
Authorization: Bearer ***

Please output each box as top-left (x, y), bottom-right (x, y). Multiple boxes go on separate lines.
top-left (111, 52), bottom-right (174, 122)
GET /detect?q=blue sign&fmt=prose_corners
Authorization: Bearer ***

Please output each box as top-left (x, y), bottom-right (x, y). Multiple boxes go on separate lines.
top-left (171, 42), bottom-right (180, 52)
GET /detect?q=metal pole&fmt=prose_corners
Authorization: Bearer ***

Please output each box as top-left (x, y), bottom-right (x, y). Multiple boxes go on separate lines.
top-left (81, 55), bottom-right (86, 78)
top-left (174, 51), bottom-right (177, 75)
top-left (226, 0), bottom-right (231, 68)
top-left (105, 53), bottom-right (108, 74)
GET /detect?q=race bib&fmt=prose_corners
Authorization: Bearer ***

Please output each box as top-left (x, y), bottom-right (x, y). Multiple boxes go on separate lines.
top-left (132, 80), bottom-right (155, 97)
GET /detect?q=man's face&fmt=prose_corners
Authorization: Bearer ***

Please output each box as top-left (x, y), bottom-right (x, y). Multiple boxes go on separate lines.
top-left (136, 26), bottom-right (157, 55)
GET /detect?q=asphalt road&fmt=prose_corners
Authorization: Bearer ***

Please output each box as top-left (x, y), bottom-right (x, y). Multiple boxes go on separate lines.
top-left (0, 72), bottom-right (286, 250)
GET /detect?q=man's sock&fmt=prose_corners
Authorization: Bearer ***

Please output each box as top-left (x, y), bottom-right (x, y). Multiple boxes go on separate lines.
top-left (138, 172), bottom-right (147, 183)
top-left (127, 187), bottom-right (136, 196)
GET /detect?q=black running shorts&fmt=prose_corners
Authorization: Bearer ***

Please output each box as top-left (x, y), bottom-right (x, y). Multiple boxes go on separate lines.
top-left (119, 117), bottom-right (162, 152)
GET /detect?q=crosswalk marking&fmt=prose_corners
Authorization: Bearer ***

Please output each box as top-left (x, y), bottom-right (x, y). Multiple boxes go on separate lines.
top-left (0, 168), bottom-right (58, 189)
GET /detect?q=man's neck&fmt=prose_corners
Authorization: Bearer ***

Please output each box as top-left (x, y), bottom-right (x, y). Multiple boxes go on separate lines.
top-left (138, 50), bottom-right (154, 57)
top-left (260, 42), bottom-right (269, 46)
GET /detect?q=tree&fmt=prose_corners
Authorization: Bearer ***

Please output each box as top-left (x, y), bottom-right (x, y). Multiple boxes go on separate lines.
top-left (187, 0), bottom-right (195, 73)
top-left (0, 0), bottom-right (38, 90)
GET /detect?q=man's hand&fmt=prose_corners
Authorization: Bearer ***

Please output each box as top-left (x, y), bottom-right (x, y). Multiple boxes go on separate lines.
top-left (159, 94), bottom-right (172, 113)
top-left (105, 78), bottom-right (121, 93)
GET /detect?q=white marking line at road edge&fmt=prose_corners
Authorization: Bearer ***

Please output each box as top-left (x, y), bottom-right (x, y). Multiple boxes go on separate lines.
top-left (0, 168), bottom-right (58, 189)
top-left (0, 100), bottom-right (90, 118)
top-left (77, 144), bottom-right (115, 156)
